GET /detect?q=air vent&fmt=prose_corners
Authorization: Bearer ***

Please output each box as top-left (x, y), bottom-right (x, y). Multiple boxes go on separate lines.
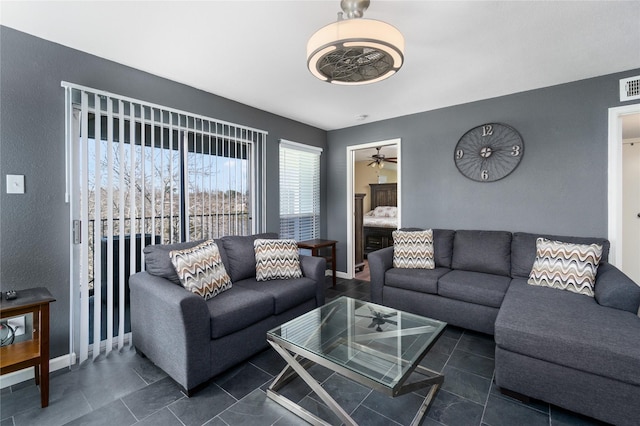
top-left (620, 76), bottom-right (640, 101)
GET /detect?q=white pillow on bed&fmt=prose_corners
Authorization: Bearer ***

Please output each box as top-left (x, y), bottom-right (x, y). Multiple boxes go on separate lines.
top-left (371, 206), bottom-right (397, 217)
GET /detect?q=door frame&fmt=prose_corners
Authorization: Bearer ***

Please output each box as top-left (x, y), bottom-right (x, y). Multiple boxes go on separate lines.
top-left (607, 103), bottom-right (640, 266)
top-left (346, 138), bottom-right (401, 279)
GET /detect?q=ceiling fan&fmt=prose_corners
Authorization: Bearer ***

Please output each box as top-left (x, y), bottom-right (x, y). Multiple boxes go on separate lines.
top-left (367, 147), bottom-right (397, 168)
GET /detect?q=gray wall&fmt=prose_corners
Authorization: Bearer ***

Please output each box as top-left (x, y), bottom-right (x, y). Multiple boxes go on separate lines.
top-left (327, 68), bottom-right (640, 272)
top-left (0, 26), bottom-right (327, 358)
top-left (2, 24), bottom-right (639, 360)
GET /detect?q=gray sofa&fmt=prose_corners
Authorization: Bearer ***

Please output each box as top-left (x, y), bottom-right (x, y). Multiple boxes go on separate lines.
top-left (130, 233), bottom-right (326, 395)
top-left (368, 229), bottom-right (640, 425)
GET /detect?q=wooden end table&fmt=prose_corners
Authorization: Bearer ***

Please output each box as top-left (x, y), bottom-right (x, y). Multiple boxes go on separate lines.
top-left (0, 287), bottom-right (56, 407)
top-left (297, 239), bottom-right (338, 288)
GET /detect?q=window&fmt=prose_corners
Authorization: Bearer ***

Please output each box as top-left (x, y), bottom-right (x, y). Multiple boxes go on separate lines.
top-left (279, 140), bottom-right (322, 241)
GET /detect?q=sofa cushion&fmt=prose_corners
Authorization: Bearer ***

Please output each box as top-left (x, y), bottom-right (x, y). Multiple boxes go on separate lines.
top-left (438, 270), bottom-right (511, 308)
top-left (206, 286), bottom-right (274, 339)
top-left (254, 239), bottom-right (302, 281)
top-left (235, 277), bottom-right (317, 315)
top-left (595, 262), bottom-right (640, 313)
top-left (385, 267), bottom-right (451, 294)
top-left (392, 229), bottom-right (434, 269)
top-left (144, 240), bottom-right (207, 284)
top-left (496, 278), bottom-right (640, 386)
top-left (511, 232), bottom-right (610, 279)
top-left (220, 233), bottom-right (278, 282)
top-left (433, 229), bottom-right (455, 268)
top-left (170, 240), bottom-right (232, 300)
top-left (451, 230), bottom-right (512, 276)
top-left (527, 238), bottom-right (602, 297)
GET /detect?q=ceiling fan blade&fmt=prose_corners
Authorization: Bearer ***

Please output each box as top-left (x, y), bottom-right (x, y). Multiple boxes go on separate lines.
top-left (386, 319), bottom-right (398, 325)
top-left (368, 320), bottom-right (377, 328)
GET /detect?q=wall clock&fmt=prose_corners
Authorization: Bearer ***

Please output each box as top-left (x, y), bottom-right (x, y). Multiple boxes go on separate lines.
top-left (454, 123), bottom-right (524, 182)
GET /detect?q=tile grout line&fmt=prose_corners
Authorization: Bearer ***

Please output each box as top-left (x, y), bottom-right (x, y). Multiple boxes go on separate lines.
top-left (165, 404), bottom-right (187, 426)
top-left (120, 396), bottom-right (141, 423)
top-left (479, 370), bottom-right (496, 426)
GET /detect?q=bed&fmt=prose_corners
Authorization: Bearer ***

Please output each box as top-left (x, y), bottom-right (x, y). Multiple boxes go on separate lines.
top-left (363, 183), bottom-right (397, 256)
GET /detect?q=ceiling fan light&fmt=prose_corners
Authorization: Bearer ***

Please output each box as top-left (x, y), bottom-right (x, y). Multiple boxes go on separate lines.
top-left (307, 15), bottom-right (404, 85)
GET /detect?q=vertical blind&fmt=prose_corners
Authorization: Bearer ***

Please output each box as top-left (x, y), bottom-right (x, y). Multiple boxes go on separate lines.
top-left (63, 82), bottom-right (267, 363)
top-left (279, 140), bottom-right (322, 241)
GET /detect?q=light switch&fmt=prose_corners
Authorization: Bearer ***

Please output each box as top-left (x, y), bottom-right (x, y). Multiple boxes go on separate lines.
top-left (6, 175), bottom-right (25, 194)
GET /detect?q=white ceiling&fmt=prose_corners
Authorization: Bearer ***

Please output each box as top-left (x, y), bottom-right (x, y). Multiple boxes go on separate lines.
top-left (1, 1), bottom-right (639, 131)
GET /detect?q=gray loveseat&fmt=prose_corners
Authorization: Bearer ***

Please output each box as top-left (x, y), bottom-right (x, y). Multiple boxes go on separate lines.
top-left (368, 229), bottom-right (640, 425)
top-left (130, 233), bottom-right (326, 395)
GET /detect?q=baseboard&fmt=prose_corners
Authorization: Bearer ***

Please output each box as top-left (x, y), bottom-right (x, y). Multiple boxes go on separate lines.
top-left (0, 352), bottom-right (77, 389)
top-left (326, 270), bottom-right (349, 279)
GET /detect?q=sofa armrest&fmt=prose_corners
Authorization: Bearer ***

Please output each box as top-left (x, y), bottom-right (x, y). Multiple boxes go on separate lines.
top-left (368, 246), bottom-right (394, 304)
top-left (595, 262), bottom-right (640, 313)
top-left (129, 271), bottom-right (211, 392)
top-left (300, 255), bottom-right (326, 306)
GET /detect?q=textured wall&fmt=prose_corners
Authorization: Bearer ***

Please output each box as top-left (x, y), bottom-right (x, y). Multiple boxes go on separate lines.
top-left (0, 26), bottom-right (326, 358)
top-left (327, 69), bottom-right (640, 272)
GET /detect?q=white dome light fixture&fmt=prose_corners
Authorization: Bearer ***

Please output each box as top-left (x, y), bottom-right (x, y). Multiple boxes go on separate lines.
top-left (307, 0), bottom-right (404, 85)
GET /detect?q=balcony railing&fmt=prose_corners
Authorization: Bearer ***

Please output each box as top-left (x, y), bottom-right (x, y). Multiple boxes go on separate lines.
top-left (84, 212), bottom-right (250, 290)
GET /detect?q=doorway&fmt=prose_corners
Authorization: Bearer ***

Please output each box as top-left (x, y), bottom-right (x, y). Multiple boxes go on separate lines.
top-left (608, 105), bottom-right (640, 284)
top-left (346, 139), bottom-right (401, 280)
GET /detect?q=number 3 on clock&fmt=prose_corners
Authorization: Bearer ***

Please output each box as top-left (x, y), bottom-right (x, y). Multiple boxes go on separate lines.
top-left (511, 145), bottom-right (521, 156)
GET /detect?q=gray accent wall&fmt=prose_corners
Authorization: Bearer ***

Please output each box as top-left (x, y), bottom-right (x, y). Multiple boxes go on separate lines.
top-left (0, 26), bottom-right (326, 358)
top-left (327, 68), bottom-right (640, 272)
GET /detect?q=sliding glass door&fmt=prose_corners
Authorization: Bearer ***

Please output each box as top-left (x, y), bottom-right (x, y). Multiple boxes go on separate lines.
top-left (64, 83), bottom-right (266, 363)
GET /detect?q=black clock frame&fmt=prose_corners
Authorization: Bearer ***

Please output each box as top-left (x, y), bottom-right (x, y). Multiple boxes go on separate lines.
top-left (454, 123), bottom-right (524, 182)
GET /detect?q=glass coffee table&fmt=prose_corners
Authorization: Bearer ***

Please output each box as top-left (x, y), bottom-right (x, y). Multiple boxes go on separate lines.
top-left (267, 296), bottom-right (446, 426)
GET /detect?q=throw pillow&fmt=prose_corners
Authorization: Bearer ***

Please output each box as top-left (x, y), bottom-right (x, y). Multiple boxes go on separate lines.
top-left (254, 239), bottom-right (303, 281)
top-left (253, 239), bottom-right (302, 281)
top-left (170, 240), bottom-right (232, 300)
top-left (527, 238), bottom-right (603, 297)
top-left (392, 229), bottom-right (435, 269)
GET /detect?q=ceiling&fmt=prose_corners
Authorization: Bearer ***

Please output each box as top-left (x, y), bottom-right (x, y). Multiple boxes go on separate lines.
top-left (1, 1), bottom-right (639, 131)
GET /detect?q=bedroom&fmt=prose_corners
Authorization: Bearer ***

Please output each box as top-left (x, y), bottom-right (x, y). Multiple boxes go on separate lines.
top-left (353, 144), bottom-right (398, 280)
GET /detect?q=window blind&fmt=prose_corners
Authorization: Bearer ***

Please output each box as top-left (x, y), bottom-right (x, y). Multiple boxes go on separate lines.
top-left (63, 82), bottom-right (266, 363)
top-left (279, 140), bottom-right (322, 241)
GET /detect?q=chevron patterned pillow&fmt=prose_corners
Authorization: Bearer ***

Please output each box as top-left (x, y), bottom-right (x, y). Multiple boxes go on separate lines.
top-left (528, 238), bottom-right (603, 297)
top-left (170, 240), bottom-right (232, 300)
top-left (392, 229), bottom-right (435, 269)
top-left (254, 239), bottom-right (303, 281)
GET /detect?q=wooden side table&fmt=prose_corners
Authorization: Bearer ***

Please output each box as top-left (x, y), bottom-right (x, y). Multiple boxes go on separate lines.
top-left (297, 239), bottom-right (338, 288)
top-left (0, 287), bottom-right (55, 407)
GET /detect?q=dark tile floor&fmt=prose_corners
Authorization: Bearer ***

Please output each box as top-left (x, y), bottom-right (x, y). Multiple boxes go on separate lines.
top-left (1, 278), bottom-right (608, 426)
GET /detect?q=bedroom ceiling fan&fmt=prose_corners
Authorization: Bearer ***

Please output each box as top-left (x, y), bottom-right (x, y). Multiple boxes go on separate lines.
top-left (368, 146), bottom-right (397, 168)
